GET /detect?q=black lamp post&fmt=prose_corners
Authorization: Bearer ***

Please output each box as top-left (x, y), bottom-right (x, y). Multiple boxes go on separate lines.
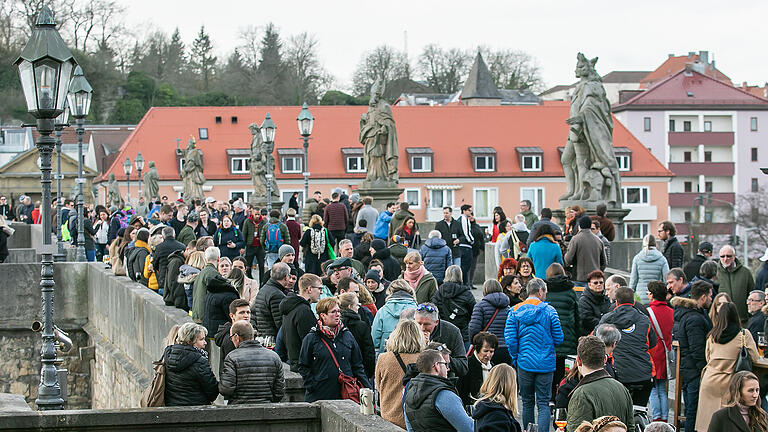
top-left (14, 5), bottom-right (77, 410)
top-left (260, 112), bottom-right (276, 211)
top-left (123, 156), bottom-right (132, 203)
top-left (53, 106), bottom-right (68, 262)
top-left (67, 66), bottom-right (92, 262)
top-left (297, 103), bottom-right (314, 208)
top-left (135, 152), bottom-right (145, 200)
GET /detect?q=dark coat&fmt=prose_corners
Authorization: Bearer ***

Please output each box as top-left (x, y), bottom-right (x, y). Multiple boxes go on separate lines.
top-left (670, 296), bottom-right (713, 382)
top-left (154, 237), bottom-right (186, 299)
top-left (299, 226), bottom-right (333, 276)
top-left (707, 406), bottom-right (751, 432)
top-left (683, 253), bottom-right (708, 282)
top-left (579, 287), bottom-right (611, 335)
top-left (546, 275), bottom-right (581, 356)
top-left (430, 320), bottom-right (469, 378)
top-left (420, 237), bottom-right (452, 284)
top-left (162, 344), bottom-right (219, 406)
top-left (432, 281), bottom-right (476, 343)
top-left (469, 292), bottom-right (510, 353)
top-left (279, 295), bottom-right (317, 370)
top-left (756, 261), bottom-right (768, 292)
top-left (662, 236), bottom-right (685, 269)
top-left (202, 282), bottom-right (239, 337)
top-left (251, 278), bottom-right (289, 338)
top-left (127, 242), bottom-right (150, 285)
top-left (598, 304), bottom-right (657, 384)
top-left (214, 226), bottom-right (245, 261)
top-left (748, 311), bottom-right (766, 345)
top-left (218, 339), bottom-right (285, 404)
top-left (214, 321), bottom-right (236, 377)
top-left (458, 354), bottom-right (490, 406)
top-left (285, 219), bottom-right (301, 255)
top-left (297, 326), bottom-right (371, 402)
top-left (434, 218), bottom-right (461, 258)
top-left (472, 400), bottom-right (522, 432)
top-left (372, 246), bottom-right (402, 281)
top-left (164, 250), bottom-right (188, 311)
top-left (404, 373), bottom-right (460, 431)
top-left (341, 309), bottom-right (376, 378)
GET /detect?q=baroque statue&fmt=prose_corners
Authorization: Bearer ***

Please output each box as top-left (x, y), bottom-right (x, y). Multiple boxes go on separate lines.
top-left (249, 123), bottom-right (278, 201)
top-left (107, 173), bottom-right (123, 209)
top-left (359, 80), bottom-right (399, 188)
top-left (142, 160), bottom-right (159, 201)
top-left (560, 53), bottom-right (622, 207)
top-left (181, 137), bottom-right (205, 202)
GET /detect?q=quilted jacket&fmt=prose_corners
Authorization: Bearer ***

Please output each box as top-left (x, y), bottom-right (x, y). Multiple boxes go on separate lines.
top-left (218, 339), bottom-right (285, 404)
top-left (469, 292), bottom-right (510, 351)
top-left (504, 297), bottom-right (563, 373)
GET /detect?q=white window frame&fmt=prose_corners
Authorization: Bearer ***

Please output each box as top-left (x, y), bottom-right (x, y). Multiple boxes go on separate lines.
top-left (230, 157), bottom-right (250, 174)
top-left (704, 120), bottom-right (712, 132)
top-left (624, 223), bottom-right (649, 239)
top-left (520, 187), bottom-right (545, 216)
top-left (404, 188), bottom-right (421, 209)
top-left (643, 117), bottom-right (651, 131)
top-left (473, 155), bottom-right (495, 172)
top-left (410, 155), bottom-right (432, 172)
top-left (429, 189), bottom-right (454, 209)
top-left (616, 155), bottom-right (631, 171)
top-left (281, 156), bottom-right (302, 174)
top-left (229, 190), bottom-right (253, 202)
top-left (622, 186), bottom-right (649, 205)
top-left (473, 187), bottom-right (499, 219)
top-left (521, 155), bottom-right (542, 172)
top-left (199, 128), bottom-right (209, 140)
top-left (346, 156), bottom-right (365, 173)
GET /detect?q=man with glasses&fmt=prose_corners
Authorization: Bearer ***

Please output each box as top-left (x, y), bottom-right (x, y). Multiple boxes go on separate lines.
top-left (415, 302), bottom-right (468, 378)
top-left (403, 349), bottom-right (473, 432)
top-left (579, 270), bottom-right (611, 335)
top-left (657, 221), bottom-right (684, 269)
top-left (746, 290), bottom-right (766, 342)
top-left (717, 244), bottom-right (755, 323)
top-left (280, 274), bottom-right (322, 371)
top-left (0, 195), bottom-right (10, 218)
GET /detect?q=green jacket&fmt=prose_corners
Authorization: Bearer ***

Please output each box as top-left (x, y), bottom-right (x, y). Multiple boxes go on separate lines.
top-left (259, 217), bottom-right (290, 251)
top-left (242, 215), bottom-right (266, 250)
top-left (521, 210), bottom-right (538, 230)
top-left (192, 263), bottom-right (219, 322)
top-left (302, 198), bottom-right (319, 226)
top-left (414, 271), bottom-right (438, 305)
top-left (177, 225), bottom-right (196, 246)
top-left (566, 370), bottom-right (634, 432)
top-left (718, 258), bottom-right (755, 323)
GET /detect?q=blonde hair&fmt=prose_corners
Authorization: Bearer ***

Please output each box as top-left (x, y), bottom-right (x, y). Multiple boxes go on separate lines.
top-left (387, 278), bottom-right (415, 297)
top-left (177, 322), bottom-right (207, 345)
top-left (309, 214), bottom-right (323, 226)
top-left (316, 297), bottom-right (339, 315)
top-left (338, 292), bottom-right (359, 309)
top-left (385, 319), bottom-right (425, 354)
top-left (404, 251), bottom-right (422, 265)
top-left (473, 364), bottom-right (518, 413)
top-left (358, 284), bottom-right (375, 304)
top-left (573, 416), bottom-right (627, 432)
top-left (186, 250), bottom-right (205, 269)
top-left (164, 324), bottom-right (180, 347)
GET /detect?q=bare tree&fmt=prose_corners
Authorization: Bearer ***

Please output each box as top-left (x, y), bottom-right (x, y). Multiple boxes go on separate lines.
top-left (417, 44), bottom-right (471, 93)
top-left (285, 32), bottom-right (331, 104)
top-left (352, 45), bottom-right (409, 96)
top-left (479, 46), bottom-right (545, 92)
top-left (735, 186), bottom-right (768, 257)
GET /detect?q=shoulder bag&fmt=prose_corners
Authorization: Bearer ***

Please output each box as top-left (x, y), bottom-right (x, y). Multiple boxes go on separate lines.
top-left (734, 329), bottom-right (753, 373)
top-left (648, 308), bottom-right (675, 380)
top-left (320, 337), bottom-right (361, 403)
top-left (467, 308), bottom-right (500, 356)
top-left (140, 358), bottom-right (166, 407)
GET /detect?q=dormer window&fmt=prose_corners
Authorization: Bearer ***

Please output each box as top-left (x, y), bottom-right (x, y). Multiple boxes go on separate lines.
top-left (615, 147), bottom-right (632, 171)
top-left (277, 148), bottom-right (304, 174)
top-left (406, 147), bottom-right (433, 173)
top-left (341, 148), bottom-right (365, 173)
top-left (469, 147), bottom-right (496, 172)
top-left (516, 147), bottom-right (543, 172)
top-left (226, 149), bottom-right (250, 174)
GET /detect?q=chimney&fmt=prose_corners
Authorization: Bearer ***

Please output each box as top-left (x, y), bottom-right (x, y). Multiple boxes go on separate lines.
top-left (699, 51), bottom-right (709, 64)
top-left (684, 63), bottom-right (694, 76)
top-left (688, 51), bottom-right (695, 58)
top-left (743, 82), bottom-right (748, 88)
top-left (668, 53), bottom-right (675, 58)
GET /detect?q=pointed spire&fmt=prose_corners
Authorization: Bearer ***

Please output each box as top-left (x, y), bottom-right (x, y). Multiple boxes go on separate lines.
top-left (460, 52), bottom-right (502, 102)
top-left (36, 5), bottom-right (55, 26)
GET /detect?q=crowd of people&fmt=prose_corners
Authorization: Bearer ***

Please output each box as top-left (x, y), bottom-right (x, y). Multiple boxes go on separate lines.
top-left (5, 188), bottom-right (768, 432)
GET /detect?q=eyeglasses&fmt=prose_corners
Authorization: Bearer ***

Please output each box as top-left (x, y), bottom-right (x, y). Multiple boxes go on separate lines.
top-left (416, 304), bottom-right (437, 313)
top-left (589, 280), bottom-right (604, 285)
top-left (229, 334), bottom-right (239, 341)
top-left (435, 361), bottom-right (450, 369)
top-left (311, 285), bottom-right (323, 290)
top-left (722, 254), bottom-right (734, 258)
top-left (326, 309), bottom-right (341, 315)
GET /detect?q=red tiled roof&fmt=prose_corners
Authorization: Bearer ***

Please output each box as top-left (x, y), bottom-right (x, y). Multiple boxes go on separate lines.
top-left (614, 69), bottom-right (768, 110)
top-left (640, 54), bottom-right (732, 88)
top-left (101, 105), bottom-right (671, 182)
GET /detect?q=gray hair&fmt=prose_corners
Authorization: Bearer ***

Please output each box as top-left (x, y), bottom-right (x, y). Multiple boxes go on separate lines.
top-left (526, 278), bottom-right (546, 297)
top-left (482, 279), bottom-right (502, 296)
top-left (399, 308), bottom-right (416, 321)
top-left (595, 323), bottom-right (621, 346)
top-left (428, 230), bottom-right (441, 239)
top-left (162, 226), bottom-right (175, 239)
top-left (271, 262), bottom-right (290, 280)
top-left (514, 214), bottom-right (526, 224)
top-left (338, 239), bottom-right (353, 249)
top-left (443, 265), bottom-right (463, 284)
top-left (606, 274), bottom-right (628, 287)
top-left (750, 290), bottom-right (766, 303)
top-left (645, 422), bottom-right (675, 432)
top-left (204, 246), bottom-right (220, 263)
top-left (177, 322), bottom-right (207, 345)
top-left (699, 260), bottom-right (718, 280)
top-left (415, 302), bottom-right (439, 322)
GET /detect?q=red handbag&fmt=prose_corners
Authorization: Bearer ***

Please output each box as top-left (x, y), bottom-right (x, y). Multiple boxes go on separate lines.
top-left (320, 337), bottom-right (362, 403)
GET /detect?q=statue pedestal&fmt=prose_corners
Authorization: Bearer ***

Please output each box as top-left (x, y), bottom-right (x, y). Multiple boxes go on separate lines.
top-left (355, 186), bottom-right (404, 213)
top-left (552, 207), bottom-right (632, 240)
top-left (249, 195), bottom-right (285, 212)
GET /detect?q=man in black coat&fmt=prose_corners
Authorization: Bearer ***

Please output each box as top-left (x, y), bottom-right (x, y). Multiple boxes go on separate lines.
top-left (214, 299), bottom-right (251, 376)
top-left (670, 280), bottom-right (712, 432)
top-left (658, 221), bottom-right (684, 269)
top-left (164, 249), bottom-right (190, 311)
top-left (252, 262), bottom-right (292, 338)
top-left (415, 302), bottom-right (469, 378)
top-left (579, 270), bottom-right (611, 335)
top-left (370, 239), bottom-right (401, 281)
top-left (434, 206), bottom-right (461, 265)
top-left (339, 293), bottom-right (376, 378)
top-left (746, 290), bottom-right (766, 343)
top-left (683, 241), bottom-right (712, 282)
top-left (154, 226), bottom-right (186, 305)
top-left (279, 274), bottom-right (322, 371)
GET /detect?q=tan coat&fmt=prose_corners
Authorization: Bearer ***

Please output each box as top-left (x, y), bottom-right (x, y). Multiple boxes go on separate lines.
top-left (375, 352), bottom-right (419, 430)
top-left (695, 329), bottom-right (758, 432)
top-left (242, 276), bottom-right (258, 306)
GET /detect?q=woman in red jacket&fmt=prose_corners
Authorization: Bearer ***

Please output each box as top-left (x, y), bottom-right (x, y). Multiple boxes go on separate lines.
top-left (646, 280), bottom-right (674, 422)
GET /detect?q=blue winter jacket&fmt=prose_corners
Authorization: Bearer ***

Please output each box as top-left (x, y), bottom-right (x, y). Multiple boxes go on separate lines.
top-left (469, 292), bottom-right (510, 351)
top-left (374, 210), bottom-right (393, 240)
top-left (420, 237), bottom-right (452, 284)
top-left (504, 298), bottom-right (563, 373)
top-left (527, 236), bottom-right (563, 279)
top-left (371, 290), bottom-right (418, 352)
top-left (629, 248), bottom-right (670, 305)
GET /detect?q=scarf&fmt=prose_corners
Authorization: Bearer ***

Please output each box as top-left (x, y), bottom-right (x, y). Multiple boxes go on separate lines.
top-left (194, 346), bottom-right (209, 359)
top-left (474, 351), bottom-right (493, 382)
top-left (403, 265), bottom-right (426, 290)
top-left (317, 319), bottom-right (342, 339)
top-left (310, 226), bottom-right (326, 256)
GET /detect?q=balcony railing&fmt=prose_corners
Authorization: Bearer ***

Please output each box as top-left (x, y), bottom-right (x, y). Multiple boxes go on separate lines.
top-left (668, 132), bottom-right (734, 146)
top-left (667, 162), bottom-right (734, 176)
top-left (669, 192), bottom-right (735, 207)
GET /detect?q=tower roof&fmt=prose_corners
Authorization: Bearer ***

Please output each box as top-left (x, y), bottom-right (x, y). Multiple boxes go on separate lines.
top-left (460, 53), bottom-right (501, 100)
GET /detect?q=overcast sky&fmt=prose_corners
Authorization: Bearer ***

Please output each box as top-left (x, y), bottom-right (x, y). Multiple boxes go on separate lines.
top-left (122, 0), bottom-right (767, 93)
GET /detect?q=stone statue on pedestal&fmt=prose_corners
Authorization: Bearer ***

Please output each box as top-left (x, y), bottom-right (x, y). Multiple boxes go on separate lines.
top-left (182, 137), bottom-right (205, 202)
top-left (143, 161), bottom-right (159, 201)
top-left (249, 123), bottom-right (278, 202)
top-left (560, 53), bottom-right (622, 208)
top-left (359, 80), bottom-right (399, 188)
top-left (107, 173), bottom-right (123, 209)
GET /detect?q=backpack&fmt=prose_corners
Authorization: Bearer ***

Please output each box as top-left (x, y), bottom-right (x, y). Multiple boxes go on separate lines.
top-left (264, 222), bottom-right (283, 253)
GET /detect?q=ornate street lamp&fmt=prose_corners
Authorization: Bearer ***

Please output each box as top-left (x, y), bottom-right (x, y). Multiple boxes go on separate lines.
top-left (135, 152), bottom-right (145, 199)
top-left (14, 5), bottom-right (77, 410)
top-left (53, 105), bottom-right (68, 262)
top-left (67, 66), bottom-right (92, 262)
top-left (297, 103), bottom-right (314, 209)
top-left (123, 156), bottom-right (132, 203)
top-left (261, 112), bottom-right (276, 211)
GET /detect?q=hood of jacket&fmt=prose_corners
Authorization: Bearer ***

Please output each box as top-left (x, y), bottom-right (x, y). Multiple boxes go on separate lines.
top-left (354, 227), bottom-right (368, 235)
top-left (546, 275), bottom-right (574, 293)
top-left (425, 237), bottom-right (447, 249)
top-left (671, 296), bottom-right (707, 324)
top-left (605, 304), bottom-right (643, 330)
top-left (279, 293), bottom-right (310, 315)
top-left (638, 248), bottom-right (666, 263)
top-left (372, 247), bottom-right (392, 260)
top-left (168, 249), bottom-right (185, 262)
top-left (341, 308), bottom-right (362, 323)
top-left (513, 298), bottom-right (551, 326)
top-left (471, 400), bottom-right (513, 421)
top-left (178, 264), bottom-right (201, 282)
top-left (439, 281), bottom-right (468, 299)
top-left (393, 209), bottom-right (414, 219)
top-left (718, 322), bottom-right (742, 345)
top-left (383, 295), bottom-right (417, 320)
top-left (164, 344), bottom-right (205, 373)
top-left (483, 291), bottom-right (511, 309)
